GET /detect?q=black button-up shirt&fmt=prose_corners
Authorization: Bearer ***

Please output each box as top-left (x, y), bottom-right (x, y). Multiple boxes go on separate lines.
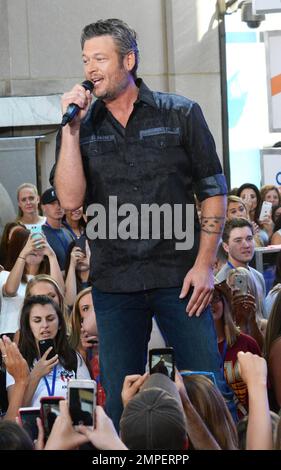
top-left (53, 79), bottom-right (227, 292)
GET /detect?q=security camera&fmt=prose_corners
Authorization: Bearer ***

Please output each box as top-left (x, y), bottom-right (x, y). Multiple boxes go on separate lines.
top-left (240, 1), bottom-right (265, 28)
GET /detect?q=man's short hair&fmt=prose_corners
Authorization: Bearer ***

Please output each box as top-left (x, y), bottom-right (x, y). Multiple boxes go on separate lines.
top-left (222, 218), bottom-right (253, 244)
top-left (120, 373), bottom-right (187, 450)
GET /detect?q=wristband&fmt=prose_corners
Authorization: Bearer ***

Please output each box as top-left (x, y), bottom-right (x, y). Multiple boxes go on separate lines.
top-left (18, 256), bottom-right (26, 261)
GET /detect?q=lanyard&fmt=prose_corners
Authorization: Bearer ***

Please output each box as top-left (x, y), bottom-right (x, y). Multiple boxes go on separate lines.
top-left (227, 261), bottom-right (235, 269)
top-left (63, 222), bottom-right (83, 241)
top-left (45, 223), bottom-right (69, 253)
top-left (43, 365), bottom-right (57, 396)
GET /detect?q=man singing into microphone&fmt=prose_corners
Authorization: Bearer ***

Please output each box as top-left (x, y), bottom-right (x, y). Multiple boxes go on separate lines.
top-left (53, 18), bottom-right (235, 429)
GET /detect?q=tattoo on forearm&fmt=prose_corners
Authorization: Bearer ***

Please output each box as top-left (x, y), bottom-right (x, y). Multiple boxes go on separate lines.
top-left (201, 216), bottom-right (225, 235)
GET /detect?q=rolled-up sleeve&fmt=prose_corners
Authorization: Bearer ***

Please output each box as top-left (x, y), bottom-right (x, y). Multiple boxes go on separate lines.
top-left (183, 101), bottom-right (228, 201)
top-left (193, 173), bottom-right (228, 202)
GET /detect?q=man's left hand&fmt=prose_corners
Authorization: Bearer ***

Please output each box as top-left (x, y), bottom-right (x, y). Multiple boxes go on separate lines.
top-left (179, 266), bottom-right (214, 317)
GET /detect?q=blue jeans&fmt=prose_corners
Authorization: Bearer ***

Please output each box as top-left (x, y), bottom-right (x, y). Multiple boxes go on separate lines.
top-left (92, 286), bottom-right (236, 429)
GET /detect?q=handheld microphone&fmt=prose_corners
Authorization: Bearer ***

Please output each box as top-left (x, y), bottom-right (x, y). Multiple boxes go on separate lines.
top-left (61, 80), bottom-right (94, 126)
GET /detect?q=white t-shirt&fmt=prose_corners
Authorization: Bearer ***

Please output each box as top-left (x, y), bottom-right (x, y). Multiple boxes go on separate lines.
top-left (23, 217), bottom-right (46, 233)
top-left (6, 353), bottom-right (91, 407)
top-left (0, 271), bottom-right (33, 335)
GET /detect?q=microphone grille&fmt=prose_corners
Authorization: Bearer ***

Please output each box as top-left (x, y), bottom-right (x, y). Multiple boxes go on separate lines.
top-left (82, 80), bottom-right (94, 92)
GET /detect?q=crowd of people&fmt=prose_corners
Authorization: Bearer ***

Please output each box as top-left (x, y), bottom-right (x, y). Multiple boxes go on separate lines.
top-left (1, 17), bottom-right (281, 452)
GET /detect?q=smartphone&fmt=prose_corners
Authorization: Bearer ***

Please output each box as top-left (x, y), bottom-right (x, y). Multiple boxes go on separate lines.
top-left (149, 347), bottom-right (175, 381)
top-left (30, 225), bottom-right (43, 235)
top-left (180, 370), bottom-right (217, 387)
top-left (38, 338), bottom-right (56, 360)
top-left (68, 379), bottom-right (96, 428)
top-left (30, 226), bottom-right (43, 242)
top-left (30, 227), bottom-right (45, 249)
top-left (75, 235), bottom-right (86, 253)
top-left (232, 273), bottom-right (248, 295)
top-left (18, 407), bottom-right (41, 440)
top-left (259, 201), bottom-right (272, 221)
top-left (40, 396), bottom-right (64, 438)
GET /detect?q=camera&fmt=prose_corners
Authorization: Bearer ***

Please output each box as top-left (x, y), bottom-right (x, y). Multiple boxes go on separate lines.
top-left (241, 1), bottom-right (265, 28)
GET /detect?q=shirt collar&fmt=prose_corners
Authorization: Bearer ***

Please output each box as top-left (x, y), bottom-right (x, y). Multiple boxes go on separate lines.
top-left (134, 78), bottom-right (157, 108)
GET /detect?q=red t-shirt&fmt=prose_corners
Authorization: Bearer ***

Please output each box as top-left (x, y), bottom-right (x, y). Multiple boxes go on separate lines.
top-left (218, 332), bottom-right (261, 417)
top-left (87, 349), bottom-right (106, 407)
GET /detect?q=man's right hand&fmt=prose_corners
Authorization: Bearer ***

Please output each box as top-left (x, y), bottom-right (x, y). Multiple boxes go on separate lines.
top-left (61, 84), bottom-right (93, 128)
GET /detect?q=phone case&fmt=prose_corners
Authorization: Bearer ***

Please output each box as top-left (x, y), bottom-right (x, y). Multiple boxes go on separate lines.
top-left (38, 339), bottom-right (56, 359)
top-left (259, 201), bottom-right (272, 220)
top-left (233, 274), bottom-right (248, 295)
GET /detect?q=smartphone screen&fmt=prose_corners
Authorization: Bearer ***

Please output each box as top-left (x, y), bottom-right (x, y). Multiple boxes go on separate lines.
top-left (41, 398), bottom-right (63, 438)
top-left (19, 408), bottom-right (41, 440)
top-left (149, 348), bottom-right (175, 381)
top-left (38, 339), bottom-right (56, 360)
top-left (68, 385), bottom-right (95, 427)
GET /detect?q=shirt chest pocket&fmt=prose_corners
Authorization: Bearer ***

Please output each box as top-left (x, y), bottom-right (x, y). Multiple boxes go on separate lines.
top-left (140, 131), bottom-right (183, 174)
top-left (141, 132), bottom-right (181, 150)
top-left (81, 138), bottom-right (117, 158)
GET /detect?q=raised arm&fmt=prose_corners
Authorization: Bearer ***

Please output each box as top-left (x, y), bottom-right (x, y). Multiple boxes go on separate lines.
top-left (175, 371), bottom-right (221, 450)
top-left (64, 246), bottom-right (84, 307)
top-left (21, 349), bottom-right (59, 406)
top-left (0, 336), bottom-right (29, 421)
top-left (238, 351), bottom-right (272, 450)
top-left (4, 235), bottom-right (36, 296)
top-left (54, 84), bottom-right (92, 210)
top-left (40, 238), bottom-right (65, 294)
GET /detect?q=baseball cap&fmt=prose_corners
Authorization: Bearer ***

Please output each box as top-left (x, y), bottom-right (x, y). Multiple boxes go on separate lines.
top-left (41, 188), bottom-right (58, 205)
top-left (119, 373), bottom-right (187, 450)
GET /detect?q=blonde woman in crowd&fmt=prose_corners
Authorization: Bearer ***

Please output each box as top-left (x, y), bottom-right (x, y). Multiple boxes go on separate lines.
top-left (16, 183), bottom-right (46, 232)
top-left (260, 185), bottom-right (281, 209)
